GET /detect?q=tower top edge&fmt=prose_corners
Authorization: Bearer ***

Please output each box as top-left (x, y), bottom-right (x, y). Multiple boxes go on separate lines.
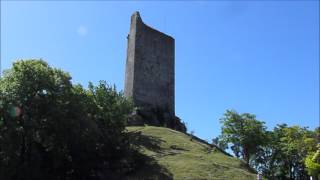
top-left (131, 11), bottom-right (174, 40)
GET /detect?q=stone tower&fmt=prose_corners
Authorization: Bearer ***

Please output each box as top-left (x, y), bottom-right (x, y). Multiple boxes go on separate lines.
top-left (124, 12), bottom-right (184, 131)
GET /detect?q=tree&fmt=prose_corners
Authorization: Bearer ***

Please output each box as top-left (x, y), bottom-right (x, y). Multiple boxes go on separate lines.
top-left (0, 59), bottom-right (134, 180)
top-left (0, 59), bottom-right (76, 179)
top-left (305, 145), bottom-right (320, 180)
top-left (219, 110), bottom-right (268, 165)
top-left (251, 124), bottom-right (318, 179)
top-left (279, 125), bottom-right (317, 179)
top-left (212, 137), bottom-right (228, 151)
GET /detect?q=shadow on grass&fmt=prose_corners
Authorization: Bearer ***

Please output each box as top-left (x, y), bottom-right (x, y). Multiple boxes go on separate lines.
top-left (128, 131), bottom-right (166, 153)
top-left (125, 131), bottom-right (173, 179)
top-left (125, 154), bottom-right (173, 180)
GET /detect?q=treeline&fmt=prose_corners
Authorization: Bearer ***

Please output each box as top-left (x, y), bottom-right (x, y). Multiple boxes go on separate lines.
top-left (213, 110), bottom-right (320, 179)
top-left (0, 60), bottom-right (145, 180)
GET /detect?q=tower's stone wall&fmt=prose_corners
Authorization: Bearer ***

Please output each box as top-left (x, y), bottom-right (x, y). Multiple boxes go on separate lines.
top-left (125, 12), bottom-right (175, 117)
top-left (124, 12), bottom-right (185, 132)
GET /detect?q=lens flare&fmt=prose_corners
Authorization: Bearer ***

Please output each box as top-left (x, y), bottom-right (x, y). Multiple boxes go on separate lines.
top-left (9, 106), bottom-right (22, 117)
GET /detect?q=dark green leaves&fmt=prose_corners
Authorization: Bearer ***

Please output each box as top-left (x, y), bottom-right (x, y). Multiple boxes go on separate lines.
top-left (0, 59), bottom-right (134, 180)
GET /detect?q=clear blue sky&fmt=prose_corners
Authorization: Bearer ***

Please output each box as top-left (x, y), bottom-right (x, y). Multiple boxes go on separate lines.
top-left (1, 1), bottom-right (319, 141)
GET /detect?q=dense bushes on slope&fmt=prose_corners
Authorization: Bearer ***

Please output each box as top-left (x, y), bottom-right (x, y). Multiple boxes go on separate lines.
top-left (0, 60), bottom-right (138, 180)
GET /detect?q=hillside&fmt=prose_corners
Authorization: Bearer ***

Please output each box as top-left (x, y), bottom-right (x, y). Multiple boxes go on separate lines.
top-left (126, 126), bottom-right (256, 180)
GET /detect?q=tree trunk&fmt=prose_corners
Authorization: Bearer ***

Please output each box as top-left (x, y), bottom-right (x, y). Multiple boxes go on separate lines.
top-left (289, 164), bottom-right (293, 180)
top-left (243, 147), bottom-right (250, 165)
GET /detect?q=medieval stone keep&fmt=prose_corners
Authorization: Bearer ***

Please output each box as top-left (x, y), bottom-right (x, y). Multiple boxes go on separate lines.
top-left (124, 12), bottom-right (185, 132)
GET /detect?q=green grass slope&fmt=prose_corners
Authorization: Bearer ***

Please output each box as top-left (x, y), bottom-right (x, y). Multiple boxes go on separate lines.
top-left (126, 126), bottom-right (256, 180)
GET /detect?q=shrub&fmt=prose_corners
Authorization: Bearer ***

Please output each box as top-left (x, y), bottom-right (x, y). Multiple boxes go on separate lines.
top-left (0, 60), bottom-right (134, 180)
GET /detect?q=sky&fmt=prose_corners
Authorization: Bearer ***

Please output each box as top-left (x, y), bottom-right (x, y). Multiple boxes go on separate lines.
top-left (1, 1), bottom-right (319, 142)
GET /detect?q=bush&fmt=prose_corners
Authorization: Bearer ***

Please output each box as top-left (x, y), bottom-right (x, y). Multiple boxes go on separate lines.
top-left (0, 60), bottom-right (134, 180)
top-left (305, 145), bottom-right (320, 179)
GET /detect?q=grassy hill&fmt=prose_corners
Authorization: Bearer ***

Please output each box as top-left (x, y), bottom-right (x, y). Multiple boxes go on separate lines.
top-left (126, 126), bottom-right (256, 180)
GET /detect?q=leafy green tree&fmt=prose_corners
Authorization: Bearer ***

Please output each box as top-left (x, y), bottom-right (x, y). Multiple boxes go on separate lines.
top-left (212, 137), bottom-right (228, 151)
top-left (219, 110), bottom-right (268, 165)
top-left (0, 59), bottom-right (76, 179)
top-left (279, 125), bottom-right (317, 179)
top-left (0, 60), bottom-right (134, 180)
top-left (251, 124), bottom-right (288, 178)
top-left (305, 145), bottom-right (320, 180)
top-left (252, 124), bottom-right (318, 179)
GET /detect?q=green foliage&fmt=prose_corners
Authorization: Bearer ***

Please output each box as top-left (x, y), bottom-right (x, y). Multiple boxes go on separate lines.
top-left (219, 110), bottom-right (268, 165)
top-left (212, 137), bottom-right (228, 151)
top-left (0, 60), bottom-right (134, 180)
top-left (218, 109), bottom-right (318, 179)
top-left (250, 124), bottom-right (318, 179)
top-left (305, 145), bottom-right (320, 179)
top-left (277, 125), bottom-right (317, 179)
top-left (87, 81), bottom-right (133, 133)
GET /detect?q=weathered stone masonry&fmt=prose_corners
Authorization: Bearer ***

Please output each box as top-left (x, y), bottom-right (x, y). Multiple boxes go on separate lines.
top-left (124, 12), bottom-right (185, 132)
